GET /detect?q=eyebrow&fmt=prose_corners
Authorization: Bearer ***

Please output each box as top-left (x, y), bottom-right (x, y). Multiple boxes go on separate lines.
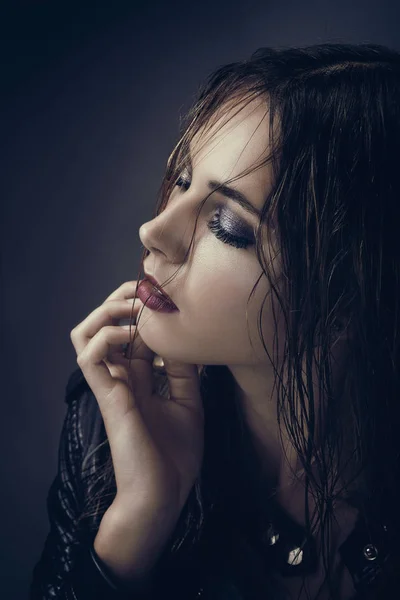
top-left (184, 151), bottom-right (262, 219)
top-left (207, 180), bottom-right (261, 218)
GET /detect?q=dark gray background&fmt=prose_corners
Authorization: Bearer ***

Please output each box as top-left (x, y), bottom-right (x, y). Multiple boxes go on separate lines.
top-left (1, 1), bottom-right (399, 598)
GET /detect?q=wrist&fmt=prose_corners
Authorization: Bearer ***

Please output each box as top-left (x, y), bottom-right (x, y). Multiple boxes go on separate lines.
top-left (93, 502), bottom-right (172, 589)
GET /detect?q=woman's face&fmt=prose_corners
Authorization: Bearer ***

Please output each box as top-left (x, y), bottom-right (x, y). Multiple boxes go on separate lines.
top-left (138, 99), bottom-right (282, 369)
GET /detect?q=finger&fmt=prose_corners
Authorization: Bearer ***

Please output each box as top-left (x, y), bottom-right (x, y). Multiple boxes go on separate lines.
top-left (162, 358), bottom-right (204, 420)
top-left (104, 280), bottom-right (144, 303)
top-left (70, 298), bottom-right (143, 355)
top-left (103, 281), bottom-right (144, 327)
top-left (81, 322), bottom-right (154, 401)
top-left (103, 353), bottom-right (153, 401)
top-left (107, 351), bottom-right (154, 400)
top-left (77, 326), bottom-right (139, 410)
top-left (103, 356), bottom-right (131, 384)
top-left (122, 323), bottom-right (156, 399)
top-left (77, 325), bottom-right (153, 408)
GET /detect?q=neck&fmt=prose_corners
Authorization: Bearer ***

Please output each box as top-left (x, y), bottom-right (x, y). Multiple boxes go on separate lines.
top-left (230, 364), bottom-right (307, 490)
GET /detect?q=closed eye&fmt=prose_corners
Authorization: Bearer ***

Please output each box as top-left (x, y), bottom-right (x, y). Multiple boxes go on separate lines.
top-left (174, 173), bottom-right (254, 250)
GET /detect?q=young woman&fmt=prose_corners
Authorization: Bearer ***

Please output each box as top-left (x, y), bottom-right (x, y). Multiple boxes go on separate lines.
top-left (30, 42), bottom-right (400, 600)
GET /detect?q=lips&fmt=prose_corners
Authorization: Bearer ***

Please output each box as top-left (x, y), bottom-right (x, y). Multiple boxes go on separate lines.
top-left (141, 273), bottom-right (177, 308)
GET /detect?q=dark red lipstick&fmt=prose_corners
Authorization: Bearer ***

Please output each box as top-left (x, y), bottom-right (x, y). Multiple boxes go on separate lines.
top-left (137, 274), bottom-right (179, 312)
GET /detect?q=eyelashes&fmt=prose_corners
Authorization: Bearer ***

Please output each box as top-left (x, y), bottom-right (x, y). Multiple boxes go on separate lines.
top-left (208, 212), bottom-right (252, 249)
top-left (174, 174), bottom-right (254, 250)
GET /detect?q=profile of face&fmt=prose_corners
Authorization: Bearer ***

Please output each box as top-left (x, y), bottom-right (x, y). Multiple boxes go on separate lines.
top-left (138, 99), bottom-right (283, 373)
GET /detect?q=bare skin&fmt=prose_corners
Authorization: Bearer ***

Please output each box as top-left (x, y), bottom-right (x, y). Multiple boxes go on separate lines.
top-left (71, 98), bottom-right (358, 596)
top-left (138, 98), bottom-right (351, 490)
top-left (70, 285), bottom-right (205, 587)
top-left (137, 98), bottom-right (358, 597)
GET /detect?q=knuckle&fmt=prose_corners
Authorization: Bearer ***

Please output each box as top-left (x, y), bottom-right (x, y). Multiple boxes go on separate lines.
top-left (76, 353), bottom-right (86, 367)
top-left (122, 280), bottom-right (139, 295)
top-left (102, 299), bottom-right (122, 315)
top-left (104, 297), bottom-right (122, 308)
top-left (98, 326), bottom-right (109, 339)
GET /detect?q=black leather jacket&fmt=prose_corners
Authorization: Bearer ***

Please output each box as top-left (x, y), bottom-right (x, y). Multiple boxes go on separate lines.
top-left (29, 367), bottom-right (242, 600)
top-left (29, 367), bottom-right (400, 600)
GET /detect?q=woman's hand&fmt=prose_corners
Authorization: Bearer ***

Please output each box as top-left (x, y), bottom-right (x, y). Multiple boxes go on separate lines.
top-left (69, 280), bottom-right (205, 580)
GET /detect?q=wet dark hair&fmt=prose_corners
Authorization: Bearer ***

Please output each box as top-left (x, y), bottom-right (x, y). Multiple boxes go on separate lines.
top-left (77, 42), bottom-right (400, 599)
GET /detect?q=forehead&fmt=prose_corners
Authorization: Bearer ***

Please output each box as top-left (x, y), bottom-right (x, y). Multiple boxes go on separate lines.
top-left (190, 98), bottom-right (274, 211)
top-left (191, 98), bottom-right (270, 166)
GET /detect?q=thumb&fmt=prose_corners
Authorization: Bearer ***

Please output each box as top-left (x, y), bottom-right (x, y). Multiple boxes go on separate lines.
top-left (162, 357), bottom-right (204, 415)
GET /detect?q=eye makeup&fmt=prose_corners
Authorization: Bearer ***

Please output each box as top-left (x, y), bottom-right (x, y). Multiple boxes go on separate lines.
top-left (174, 172), bottom-right (255, 250)
top-left (208, 209), bottom-right (254, 249)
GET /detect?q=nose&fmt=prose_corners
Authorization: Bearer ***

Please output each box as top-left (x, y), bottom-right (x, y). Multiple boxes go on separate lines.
top-left (138, 198), bottom-right (198, 264)
top-left (139, 220), bottom-right (167, 260)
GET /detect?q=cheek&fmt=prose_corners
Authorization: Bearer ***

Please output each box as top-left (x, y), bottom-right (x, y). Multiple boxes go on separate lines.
top-left (183, 288), bottom-right (247, 338)
top-left (188, 266), bottom-right (255, 318)
top-left (186, 263), bottom-right (270, 335)
top-left (192, 246), bottom-right (263, 295)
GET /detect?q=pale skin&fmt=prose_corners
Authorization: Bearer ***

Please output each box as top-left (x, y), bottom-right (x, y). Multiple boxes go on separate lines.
top-left (138, 100), bottom-right (288, 481)
top-left (137, 98), bottom-right (359, 598)
top-left (70, 97), bottom-right (358, 598)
